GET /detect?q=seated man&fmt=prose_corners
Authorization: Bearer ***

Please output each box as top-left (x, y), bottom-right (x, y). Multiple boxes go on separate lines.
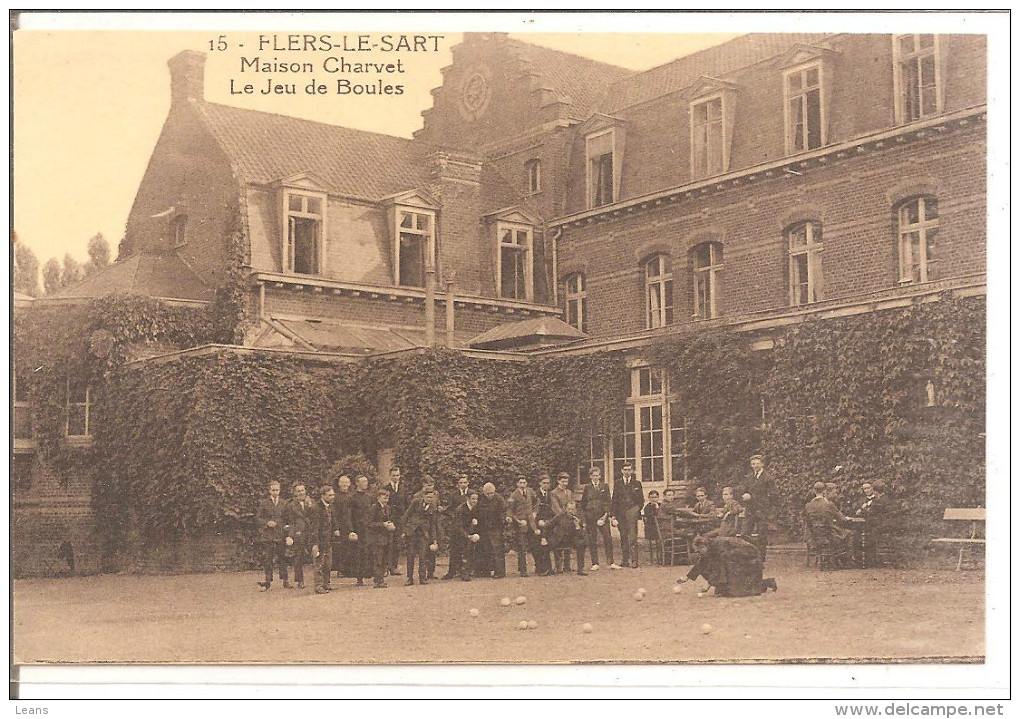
top-left (803, 481), bottom-right (853, 563)
top-left (691, 487), bottom-right (716, 517)
top-left (678, 535), bottom-right (777, 597)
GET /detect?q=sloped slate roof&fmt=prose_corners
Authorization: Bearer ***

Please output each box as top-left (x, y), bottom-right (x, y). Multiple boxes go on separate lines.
top-left (48, 253), bottom-right (213, 301)
top-left (260, 317), bottom-right (477, 353)
top-left (469, 316), bottom-right (586, 350)
top-left (505, 37), bottom-right (635, 120)
top-left (599, 33), bottom-right (833, 112)
top-left (194, 102), bottom-right (429, 199)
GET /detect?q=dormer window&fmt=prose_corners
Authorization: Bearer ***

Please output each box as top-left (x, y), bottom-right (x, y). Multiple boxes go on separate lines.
top-left (586, 130), bottom-right (615, 208)
top-left (497, 222), bottom-right (533, 301)
top-left (284, 191), bottom-right (324, 275)
top-left (171, 214), bottom-right (188, 248)
top-left (395, 209), bottom-right (435, 288)
top-left (526, 158), bottom-right (541, 195)
top-left (691, 96), bottom-right (725, 178)
top-left (893, 35), bottom-right (942, 124)
top-left (784, 63), bottom-right (824, 153)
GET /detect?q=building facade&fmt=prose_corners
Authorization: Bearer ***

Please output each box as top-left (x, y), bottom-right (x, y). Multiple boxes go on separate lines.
top-left (13, 33), bottom-right (986, 574)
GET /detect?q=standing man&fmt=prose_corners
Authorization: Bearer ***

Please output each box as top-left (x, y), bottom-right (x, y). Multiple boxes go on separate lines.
top-left (611, 462), bottom-right (645, 568)
top-left (384, 466), bottom-right (410, 576)
top-left (256, 481), bottom-right (289, 591)
top-left (333, 475), bottom-right (357, 580)
top-left (441, 474), bottom-right (472, 580)
top-left (550, 472), bottom-right (574, 572)
top-left (533, 474), bottom-right (555, 575)
top-left (284, 482), bottom-right (314, 589)
top-left (548, 501), bottom-right (588, 576)
top-left (506, 476), bottom-right (538, 577)
top-left (577, 466), bottom-right (616, 571)
top-left (350, 475), bottom-right (374, 587)
top-left (855, 481), bottom-right (887, 567)
top-left (366, 487), bottom-right (396, 588)
top-left (744, 454), bottom-right (773, 562)
top-left (476, 482), bottom-right (508, 578)
top-left (402, 488), bottom-right (439, 585)
top-left (310, 484), bottom-right (338, 594)
top-left (452, 490), bottom-right (482, 581)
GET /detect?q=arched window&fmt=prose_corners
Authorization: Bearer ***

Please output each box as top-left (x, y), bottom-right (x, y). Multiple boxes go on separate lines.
top-left (897, 197), bottom-right (939, 284)
top-left (691, 241), bottom-right (723, 319)
top-left (787, 221), bottom-right (824, 306)
top-left (563, 273), bottom-right (588, 333)
top-left (644, 254), bottom-right (674, 329)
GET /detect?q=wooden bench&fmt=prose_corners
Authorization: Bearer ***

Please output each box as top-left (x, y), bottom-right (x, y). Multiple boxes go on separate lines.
top-left (931, 508), bottom-right (985, 570)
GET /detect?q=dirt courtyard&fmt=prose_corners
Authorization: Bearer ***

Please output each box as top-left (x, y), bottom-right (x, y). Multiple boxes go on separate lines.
top-left (13, 552), bottom-right (983, 664)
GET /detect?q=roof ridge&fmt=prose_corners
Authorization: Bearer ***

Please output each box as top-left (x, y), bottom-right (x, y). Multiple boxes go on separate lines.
top-left (197, 100), bottom-right (418, 145)
top-left (504, 36), bottom-right (635, 75)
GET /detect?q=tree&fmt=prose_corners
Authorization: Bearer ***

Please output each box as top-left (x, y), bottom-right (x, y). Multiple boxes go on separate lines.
top-left (42, 258), bottom-right (62, 295)
top-left (85, 232), bottom-right (111, 275)
top-left (61, 254), bottom-right (83, 288)
top-left (13, 238), bottom-right (40, 297)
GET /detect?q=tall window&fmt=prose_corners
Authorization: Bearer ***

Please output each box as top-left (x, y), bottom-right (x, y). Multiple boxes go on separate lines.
top-left (788, 221), bottom-right (824, 306)
top-left (644, 254), bottom-right (674, 329)
top-left (785, 64), bottom-right (824, 153)
top-left (586, 130), bottom-right (614, 208)
top-left (564, 273), bottom-right (588, 333)
top-left (897, 197), bottom-right (939, 284)
top-left (396, 209), bottom-right (435, 288)
top-left (691, 241), bottom-right (723, 319)
top-left (498, 223), bottom-right (533, 300)
top-left (66, 380), bottom-right (91, 438)
top-left (579, 430), bottom-right (607, 488)
top-left (691, 96), bottom-right (724, 178)
top-left (894, 35), bottom-right (941, 123)
top-left (526, 158), bottom-right (541, 195)
top-left (14, 373), bottom-right (32, 440)
top-left (171, 214), bottom-right (188, 248)
top-left (616, 367), bottom-right (666, 484)
top-left (286, 193), bottom-right (323, 275)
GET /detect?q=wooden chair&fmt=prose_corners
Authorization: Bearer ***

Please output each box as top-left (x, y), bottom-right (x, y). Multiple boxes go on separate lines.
top-left (804, 520), bottom-right (851, 571)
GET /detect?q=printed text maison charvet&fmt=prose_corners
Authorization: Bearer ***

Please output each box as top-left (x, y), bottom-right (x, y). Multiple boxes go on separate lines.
top-left (211, 34), bottom-right (446, 97)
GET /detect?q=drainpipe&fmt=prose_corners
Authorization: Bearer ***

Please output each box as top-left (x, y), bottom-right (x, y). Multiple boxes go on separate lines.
top-left (424, 266), bottom-right (436, 348)
top-left (445, 270), bottom-right (456, 348)
top-left (550, 226), bottom-right (562, 306)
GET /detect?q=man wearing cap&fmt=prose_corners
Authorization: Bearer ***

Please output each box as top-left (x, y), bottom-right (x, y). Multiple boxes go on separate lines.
top-left (804, 481), bottom-right (853, 564)
top-left (577, 466), bottom-right (616, 570)
top-left (744, 454), bottom-right (773, 562)
top-left (611, 462), bottom-right (645, 568)
top-left (550, 472), bottom-right (574, 571)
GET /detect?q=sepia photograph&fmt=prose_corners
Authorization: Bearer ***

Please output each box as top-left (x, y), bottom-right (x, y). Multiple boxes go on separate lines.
top-left (8, 10), bottom-right (1007, 699)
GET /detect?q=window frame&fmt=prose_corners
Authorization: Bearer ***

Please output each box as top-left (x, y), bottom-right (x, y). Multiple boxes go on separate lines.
top-left (585, 128), bottom-right (616, 209)
top-left (393, 206), bottom-right (437, 288)
top-left (496, 221), bottom-right (534, 301)
top-left (13, 370), bottom-right (32, 440)
top-left (787, 221), bottom-right (824, 306)
top-left (892, 34), bottom-right (943, 124)
top-left (783, 61), bottom-right (826, 155)
top-left (525, 158), bottom-right (542, 195)
top-left (690, 93), bottom-right (727, 180)
top-left (283, 189), bottom-right (327, 276)
top-left (691, 241), bottom-right (723, 320)
top-left (171, 214), bottom-right (188, 249)
top-left (65, 379), bottom-right (91, 438)
top-left (614, 366), bottom-right (668, 490)
top-left (563, 272), bottom-right (588, 333)
top-left (644, 254), bottom-right (674, 330)
top-left (896, 196), bottom-right (939, 284)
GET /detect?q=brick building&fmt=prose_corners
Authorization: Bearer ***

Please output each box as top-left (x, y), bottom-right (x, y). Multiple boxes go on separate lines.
top-left (13, 33), bottom-right (986, 574)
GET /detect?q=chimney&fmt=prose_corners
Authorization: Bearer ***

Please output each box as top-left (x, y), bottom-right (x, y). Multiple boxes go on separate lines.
top-left (168, 50), bottom-right (206, 105)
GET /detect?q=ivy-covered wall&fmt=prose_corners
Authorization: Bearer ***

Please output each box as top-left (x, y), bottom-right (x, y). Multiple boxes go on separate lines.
top-left (14, 291), bottom-right (984, 574)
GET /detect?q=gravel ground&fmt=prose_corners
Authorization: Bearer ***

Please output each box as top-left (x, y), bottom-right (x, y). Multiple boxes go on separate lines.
top-left (13, 553), bottom-right (983, 664)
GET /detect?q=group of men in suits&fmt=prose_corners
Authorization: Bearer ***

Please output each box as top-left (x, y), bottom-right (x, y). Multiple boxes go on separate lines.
top-left (803, 478), bottom-right (889, 567)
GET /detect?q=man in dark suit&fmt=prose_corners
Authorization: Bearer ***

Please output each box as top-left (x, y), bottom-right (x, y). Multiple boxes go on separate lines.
top-left (679, 535), bottom-right (777, 597)
top-left (743, 454), bottom-right (773, 562)
top-left (402, 488), bottom-right (439, 585)
top-left (452, 489), bottom-right (481, 580)
top-left (550, 472), bottom-right (574, 571)
top-left (333, 475), bottom-right (358, 580)
top-left (383, 466), bottom-right (411, 576)
top-left (855, 481), bottom-right (888, 567)
top-left (506, 475), bottom-right (538, 577)
top-left (310, 484), bottom-right (338, 594)
top-left (350, 475), bottom-right (374, 586)
top-left (532, 474), bottom-right (555, 575)
top-left (547, 501), bottom-right (587, 576)
top-left (476, 482), bottom-right (508, 578)
top-left (366, 487), bottom-right (397, 588)
top-left (441, 474), bottom-right (472, 580)
top-left (610, 462), bottom-right (645, 568)
top-left (577, 466), bottom-right (615, 571)
top-left (804, 481), bottom-right (853, 562)
top-left (283, 482), bottom-right (314, 589)
top-left (256, 481), bottom-right (289, 591)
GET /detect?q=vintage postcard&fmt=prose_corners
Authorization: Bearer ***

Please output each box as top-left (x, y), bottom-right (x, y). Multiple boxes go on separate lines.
top-left (9, 10), bottom-right (1008, 699)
